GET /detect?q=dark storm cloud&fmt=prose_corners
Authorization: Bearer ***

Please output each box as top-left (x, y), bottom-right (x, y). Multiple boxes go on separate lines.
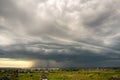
top-left (0, 47), bottom-right (120, 67)
top-left (0, 42), bottom-right (120, 67)
top-left (0, 0), bottom-right (120, 67)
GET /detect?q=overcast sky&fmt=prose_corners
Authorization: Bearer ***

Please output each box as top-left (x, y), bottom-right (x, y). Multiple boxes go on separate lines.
top-left (0, 0), bottom-right (120, 68)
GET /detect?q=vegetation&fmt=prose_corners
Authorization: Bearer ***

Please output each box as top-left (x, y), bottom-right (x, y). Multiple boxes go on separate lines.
top-left (0, 70), bottom-right (18, 80)
top-left (19, 69), bottom-right (120, 80)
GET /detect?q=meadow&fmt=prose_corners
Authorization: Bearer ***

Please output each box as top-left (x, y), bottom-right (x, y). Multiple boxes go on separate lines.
top-left (18, 69), bottom-right (120, 80)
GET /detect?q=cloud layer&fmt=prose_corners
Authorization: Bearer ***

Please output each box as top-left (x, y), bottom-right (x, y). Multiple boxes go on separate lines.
top-left (0, 0), bottom-right (120, 68)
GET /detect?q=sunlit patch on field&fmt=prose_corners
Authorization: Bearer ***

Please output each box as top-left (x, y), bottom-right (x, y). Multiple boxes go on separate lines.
top-left (0, 58), bottom-right (33, 68)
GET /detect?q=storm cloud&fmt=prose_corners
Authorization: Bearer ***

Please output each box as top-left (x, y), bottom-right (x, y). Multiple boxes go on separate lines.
top-left (0, 0), bottom-right (120, 68)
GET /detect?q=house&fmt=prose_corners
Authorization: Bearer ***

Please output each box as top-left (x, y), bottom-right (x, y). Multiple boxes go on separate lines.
top-left (40, 74), bottom-right (48, 80)
top-left (40, 78), bottom-right (48, 80)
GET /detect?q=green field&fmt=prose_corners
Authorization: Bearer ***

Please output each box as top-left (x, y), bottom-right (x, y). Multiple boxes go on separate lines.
top-left (0, 69), bottom-right (120, 80)
top-left (18, 69), bottom-right (120, 80)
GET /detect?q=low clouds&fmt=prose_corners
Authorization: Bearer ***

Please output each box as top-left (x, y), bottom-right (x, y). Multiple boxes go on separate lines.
top-left (0, 0), bottom-right (120, 68)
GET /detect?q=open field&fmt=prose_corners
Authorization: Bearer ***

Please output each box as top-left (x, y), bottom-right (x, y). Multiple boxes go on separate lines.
top-left (18, 69), bottom-right (120, 80)
top-left (0, 69), bottom-right (120, 80)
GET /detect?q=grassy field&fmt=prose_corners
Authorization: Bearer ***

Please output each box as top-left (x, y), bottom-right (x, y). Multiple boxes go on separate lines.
top-left (18, 69), bottom-right (120, 80)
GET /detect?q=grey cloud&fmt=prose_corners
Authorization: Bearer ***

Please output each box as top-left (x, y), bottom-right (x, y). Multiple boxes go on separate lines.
top-left (0, 0), bottom-right (27, 23)
top-left (84, 10), bottom-right (113, 27)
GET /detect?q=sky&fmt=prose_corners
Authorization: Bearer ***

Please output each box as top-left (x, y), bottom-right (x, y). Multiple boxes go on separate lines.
top-left (0, 0), bottom-right (120, 68)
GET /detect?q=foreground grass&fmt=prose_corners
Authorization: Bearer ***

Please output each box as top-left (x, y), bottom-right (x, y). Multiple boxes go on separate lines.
top-left (18, 69), bottom-right (120, 80)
